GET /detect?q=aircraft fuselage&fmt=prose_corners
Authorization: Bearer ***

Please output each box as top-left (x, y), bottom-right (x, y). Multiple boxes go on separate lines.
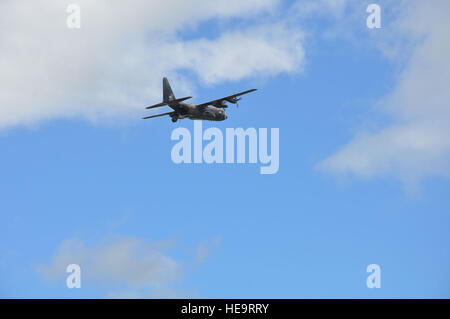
top-left (171, 102), bottom-right (227, 122)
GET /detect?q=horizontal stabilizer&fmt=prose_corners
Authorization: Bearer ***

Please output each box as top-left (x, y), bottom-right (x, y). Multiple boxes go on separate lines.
top-left (145, 102), bottom-right (167, 109)
top-left (142, 111), bottom-right (173, 119)
top-left (145, 96), bottom-right (192, 109)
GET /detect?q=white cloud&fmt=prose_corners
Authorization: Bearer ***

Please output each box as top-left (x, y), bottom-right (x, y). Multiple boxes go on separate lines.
top-left (37, 237), bottom-right (180, 290)
top-left (162, 25), bottom-right (304, 85)
top-left (0, 0), bottom-right (305, 129)
top-left (293, 0), bottom-right (348, 19)
top-left (318, 0), bottom-right (450, 185)
top-left (196, 236), bottom-right (221, 264)
top-left (38, 236), bottom-right (220, 297)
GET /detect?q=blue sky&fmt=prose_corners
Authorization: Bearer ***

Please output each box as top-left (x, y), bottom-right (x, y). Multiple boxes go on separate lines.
top-left (1, 0), bottom-right (449, 298)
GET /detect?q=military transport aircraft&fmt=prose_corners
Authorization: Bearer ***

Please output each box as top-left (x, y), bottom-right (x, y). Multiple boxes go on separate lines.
top-left (142, 77), bottom-right (257, 122)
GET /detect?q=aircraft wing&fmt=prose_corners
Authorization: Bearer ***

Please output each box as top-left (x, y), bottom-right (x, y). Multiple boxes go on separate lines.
top-left (196, 89), bottom-right (257, 108)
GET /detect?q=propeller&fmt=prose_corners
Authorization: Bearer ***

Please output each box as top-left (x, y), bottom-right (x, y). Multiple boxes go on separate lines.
top-left (225, 97), bottom-right (241, 107)
top-left (235, 97), bottom-right (241, 108)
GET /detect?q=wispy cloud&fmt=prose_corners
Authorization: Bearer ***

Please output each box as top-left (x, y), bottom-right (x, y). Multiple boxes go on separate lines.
top-left (163, 24), bottom-right (304, 85)
top-left (37, 236), bottom-right (220, 298)
top-left (196, 237), bottom-right (221, 264)
top-left (37, 237), bottom-right (180, 296)
top-left (318, 0), bottom-right (450, 186)
top-left (293, 0), bottom-right (348, 19)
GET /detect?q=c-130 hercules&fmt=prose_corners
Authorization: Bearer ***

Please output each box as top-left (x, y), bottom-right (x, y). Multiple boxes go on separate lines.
top-left (142, 77), bottom-right (257, 122)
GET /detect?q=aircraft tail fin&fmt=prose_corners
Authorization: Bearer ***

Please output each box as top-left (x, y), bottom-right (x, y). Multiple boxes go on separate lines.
top-left (163, 77), bottom-right (175, 103)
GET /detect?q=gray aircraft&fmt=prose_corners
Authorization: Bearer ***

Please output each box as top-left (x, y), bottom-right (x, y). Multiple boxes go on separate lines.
top-left (142, 77), bottom-right (257, 122)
